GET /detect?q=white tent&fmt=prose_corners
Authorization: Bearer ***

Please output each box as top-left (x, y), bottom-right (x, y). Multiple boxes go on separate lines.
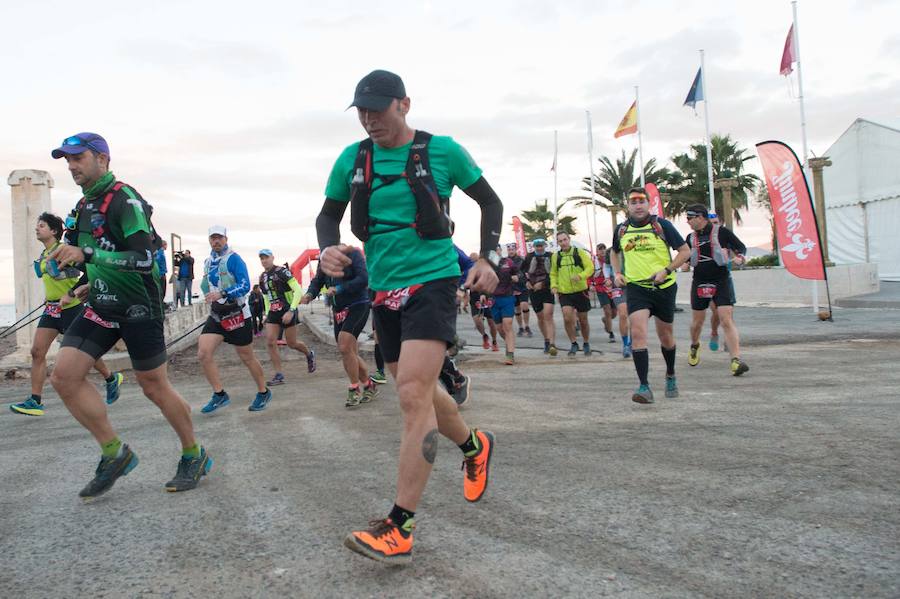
top-left (823, 118), bottom-right (900, 281)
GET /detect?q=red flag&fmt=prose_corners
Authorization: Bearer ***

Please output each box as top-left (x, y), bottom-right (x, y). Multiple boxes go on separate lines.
top-left (645, 183), bottom-right (664, 218)
top-left (780, 25), bottom-right (795, 76)
top-left (756, 141), bottom-right (825, 280)
top-left (512, 216), bottom-right (526, 257)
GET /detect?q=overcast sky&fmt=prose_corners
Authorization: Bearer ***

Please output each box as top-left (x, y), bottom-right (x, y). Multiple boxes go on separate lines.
top-left (2, 0), bottom-right (897, 304)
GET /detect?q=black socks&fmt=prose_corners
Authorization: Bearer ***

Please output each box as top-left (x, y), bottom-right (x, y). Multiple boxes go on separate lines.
top-left (632, 348), bottom-right (649, 385)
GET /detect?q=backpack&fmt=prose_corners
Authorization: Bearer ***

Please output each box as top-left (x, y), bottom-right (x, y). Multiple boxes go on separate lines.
top-left (616, 215), bottom-right (665, 248)
top-left (72, 182), bottom-right (163, 252)
top-left (556, 247), bottom-right (584, 270)
top-left (349, 130), bottom-right (454, 242)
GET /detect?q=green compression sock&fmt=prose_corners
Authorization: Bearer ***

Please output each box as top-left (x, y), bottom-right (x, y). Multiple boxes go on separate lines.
top-left (182, 443), bottom-right (201, 459)
top-left (101, 437), bottom-right (123, 458)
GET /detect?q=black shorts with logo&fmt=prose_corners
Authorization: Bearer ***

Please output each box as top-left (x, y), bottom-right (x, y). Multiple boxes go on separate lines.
top-left (60, 307), bottom-right (167, 371)
top-left (37, 304), bottom-right (81, 334)
top-left (558, 290), bottom-right (592, 313)
top-left (529, 288), bottom-right (555, 313)
top-left (372, 277), bottom-right (457, 364)
top-left (266, 300), bottom-right (298, 328)
top-left (691, 276), bottom-right (735, 311)
top-left (626, 282), bottom-right (678, 324)
top-left (202, 315), bottom-right (253, 347)
top-left (333, 302), bottom-right (370, 341)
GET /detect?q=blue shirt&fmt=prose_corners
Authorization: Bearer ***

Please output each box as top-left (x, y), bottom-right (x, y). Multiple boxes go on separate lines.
top-left (155, 248), bottom-right (167, 275)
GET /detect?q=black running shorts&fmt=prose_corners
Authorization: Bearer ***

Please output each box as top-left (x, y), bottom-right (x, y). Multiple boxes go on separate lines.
top-left (37, 304), bottom-right (81, 334)
top-left (558, 290), bottom-right (592, 313)
top-left (529, 288), bottom-right (555, 313)
top-left (266, 307), bottom-right (298, 328)
top-left (201, 315), bottom-right (253, 346)
top-left (60, 310), bottom-right (167, 371)
top-left (372, 277), bottom-right (457, 364)
top-left (626, 283), bottom-right (678, 323)
top-left (691, 276), bottom-right (735, 311)
top-left (333, 302), bottom-right (370, 341)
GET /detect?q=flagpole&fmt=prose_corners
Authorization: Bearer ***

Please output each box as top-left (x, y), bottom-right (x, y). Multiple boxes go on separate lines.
top-left (699, 49), bottom-right (716, 215)
top-left (792, 0), bottom-right (819, 313)
top-left (553, 129), bottom-right (559, 241)
top-left (635, 86), bottom-right (645, 188)
top-left (586, 110), bottom-right (599, 251)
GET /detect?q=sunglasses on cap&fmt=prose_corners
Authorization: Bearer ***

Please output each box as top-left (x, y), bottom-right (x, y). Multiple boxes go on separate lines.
top-left (686, 212), bottom-right (706, 219)
top-left (61, 135), bottom-right (102, 152)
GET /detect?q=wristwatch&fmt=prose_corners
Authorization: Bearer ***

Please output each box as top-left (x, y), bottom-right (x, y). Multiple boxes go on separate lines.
top-left (664, 266), bottom-right (674, 274)
top-left (82, 246), bottom-right (94, 263)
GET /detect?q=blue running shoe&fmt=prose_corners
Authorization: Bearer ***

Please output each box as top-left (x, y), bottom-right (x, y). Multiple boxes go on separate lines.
top-left (165, 447), bottom-right (212, 492)
top-left (79, 444), bottom-right (139, 500)
top-left (623, 340), bottom-right (632, 359)
top-left (709, 335), bottom-right (719, 352)
top-left (10, 397), bottom-right (44, 416)
top-left (267, 373), bottom-right (285, 386)
top-left (307, 350), bottom-right (317, 373)
top-left (249, 388), bottom-right (272, 412)
top-left (631, 384), bottom-right (654, 404)
top-left (105, 372), bottom-right (124, 405)
top-left (665, 376), bottom-right (679, 398)
top-left (201, 392), bottom-right (230, 414)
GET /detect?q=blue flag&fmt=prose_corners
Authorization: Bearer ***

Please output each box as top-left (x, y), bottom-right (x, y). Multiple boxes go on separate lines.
top-left (683, 67), bottom-right (704, 109)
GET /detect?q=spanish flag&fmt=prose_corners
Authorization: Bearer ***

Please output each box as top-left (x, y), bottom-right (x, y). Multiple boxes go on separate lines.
top-left (613, 102), bottom-right (638, 138)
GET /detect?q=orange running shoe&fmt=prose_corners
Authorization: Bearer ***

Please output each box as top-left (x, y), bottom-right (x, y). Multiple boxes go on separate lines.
top-left (344, 518), bottom-right (414, 565)
top-left (462, 429), bottom-right (495, 502)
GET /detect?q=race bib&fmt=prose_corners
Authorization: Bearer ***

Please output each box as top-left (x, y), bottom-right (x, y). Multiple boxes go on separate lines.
top-left (609, 287), bottom-right (623, 300)
top-left (697, 283), bottom-right (717, 299)
top-left (481, 297), bottom-right (495, 309)
top-left (220, 313), bottom-right (246, 332)
top-left (83, 306), bottom-right (117, 329)
top-left (334, 307), bottom-right (350, 324)
top-left (373, 284), bottom-right (423, 312)
top-left (44, 302), bottom-right (62, 318)
top-left (270, 299), bottom-right (285, 312)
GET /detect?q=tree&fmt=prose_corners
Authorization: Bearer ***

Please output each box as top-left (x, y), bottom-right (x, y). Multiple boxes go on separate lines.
top-left (514, 199), bottom-right (576, 241)
top-left (754, 184), bottom-right (780, 264)
top-left (668, 134), bottom-right (760, 225)
top-left (566, 148), bottom-right (672, 233)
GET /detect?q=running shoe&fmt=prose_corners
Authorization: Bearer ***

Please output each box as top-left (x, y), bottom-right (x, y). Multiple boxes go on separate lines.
top-left (344, 518), bottom-right (414, 565)
top-left (105, 372), bottom-right (125, 405)
top-left (165, 447), bottom-right (212, 492)
top-left (361, 382), bottom-right (379, 403)
top-left (543, 340), bottom-right (550, 354)
top-left (306, 350), bottom-right (317, 373)
top-left (370, 370), bottom-right (387, 385)
top-left (248, 388), bottom-right (272, 412)
top-left (731, 358), bottom-right (750, 377)
top-left (567, 342), bottom-right (578, 357)
top-left (201, 392), bottom-right (230, 414)
top-left (688, 344), bottom-right (700, 367)
top-left (491, 342), bottom-right (499, 352)
top-left (345, 387), bottom-right (362, 408)
top-left (454, 375), bottom-right (471, 407)
top-left (267, 373), bottom-right (285, 386)
top-left (525, 327), bottom-right (533, 337)
top-left (631, 384), bottom-right (654, 404)
top-left (504, 352), bottom-right (515, 365)
top-left (482, 334), bottom-right (490, 350)
top-left (583, 342), bottom-right (592, 356)
top-left (665, 376), bottom-right (679, 398)
top-left (9, 397), bottom-right (44, 416)
top-left (462, 429), bottom-right (495, 502)
top-left (517, 327), bottom-right (524, 337)
top-left (709, 335), bottom-right (719, 352)
top-left (548, 344), bottom-right (558, 357)
top-left (623, 340), bottom-right (632, 359)
top-left (608, 332), bottom-right (616, 343)
top-left (79, 444), bottom-right (139, 500)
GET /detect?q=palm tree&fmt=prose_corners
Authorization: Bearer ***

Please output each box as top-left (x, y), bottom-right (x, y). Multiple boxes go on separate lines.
top-left (515, 199), bottom-right (576, 241)
top-left (668, 134), bottom-right (760, 225)
top-left (754, 184), bottom-right (779, 263)
top-left (566, 148), bottom-right (672, 234)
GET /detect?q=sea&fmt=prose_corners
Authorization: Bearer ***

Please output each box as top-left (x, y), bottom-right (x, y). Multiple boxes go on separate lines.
top-left (1, 304), bottom-right (15, 326)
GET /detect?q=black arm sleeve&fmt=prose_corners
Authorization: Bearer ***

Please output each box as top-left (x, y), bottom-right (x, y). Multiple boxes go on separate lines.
top-left (461, 177), bottom-right (503, 257)
top-left (316, 198), bottom-right (348, 250)
top-left (720, 227), bottom-right (747, 256)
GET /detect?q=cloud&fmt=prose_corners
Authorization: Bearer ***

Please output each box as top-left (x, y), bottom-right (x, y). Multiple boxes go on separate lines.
top-left (118, 39), bottom-right (289, 77)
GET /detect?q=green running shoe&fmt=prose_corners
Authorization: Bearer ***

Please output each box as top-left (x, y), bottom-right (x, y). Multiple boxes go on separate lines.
top-left (370, 370), bottom-right (387, 385)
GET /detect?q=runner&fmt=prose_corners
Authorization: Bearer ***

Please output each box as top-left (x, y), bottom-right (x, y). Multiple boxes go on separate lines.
top-left (248, 284), bottom-right (265, 336)
top-left (302, 247), bottom-right (377, 408)
top-left (197, 227), bottom-right (271, 413)
top-left (683, 205), bottom-right (749, 376)
top-left (550, 231), bottom-right (594, 357)
top-left (468, 252), bottom-right (499, 351)
top-left (155, 239), bottom-right (168, 306)
top-left (8, 213), bottom-right (124, 417)
top-left (317, 70), bottom-right (500, 564)
top-left (48, 132), bottom-right (210, 498)
top-left (441, 246), bottom-right (475, 406)
top-left (523, 238), bottom-right (558, 356)
top-left (507, 243), bottom-right (532, 337)
top-left (258, 249), bottom-right (317, 385)
top-left (492, 244), bottom-right (520, 365)
top-left (593, 243), bottom-right (631, 357)
top-left (610, 187), bottom-right (691, 403)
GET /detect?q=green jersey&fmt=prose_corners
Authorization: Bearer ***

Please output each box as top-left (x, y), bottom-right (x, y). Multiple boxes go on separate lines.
top-left (325, 134), bottom-right (482, 290)
top-left (73, 172), bottom-right (163, 322)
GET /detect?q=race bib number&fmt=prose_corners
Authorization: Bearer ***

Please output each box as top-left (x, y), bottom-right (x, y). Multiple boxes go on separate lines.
top-left (481, 297), bottom-right (495, 309)
top-left (609, 287), bottom-right (623, 300)
top-left (373, 284), bottom-right (423, 312)
top-left (44, 302), bottom-right (62, 318)
top-left (220, 313), bottom-right (246, 332)
top-left (83, 306), bottom-right (117, 329)
top-left (697, 283), bottom-right (717, 299)
top-left (334, 307), bottom-right (350, 324)
top-left (270, 299), bottom-right (285, 312)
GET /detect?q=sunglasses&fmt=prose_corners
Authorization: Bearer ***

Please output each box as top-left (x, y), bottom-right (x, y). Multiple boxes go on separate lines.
top-left (61, 135), bottom-right (101, 153)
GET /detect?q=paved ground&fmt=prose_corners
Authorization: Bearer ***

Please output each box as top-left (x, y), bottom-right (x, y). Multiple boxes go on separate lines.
top-left (1, 309), bottom-right (898, 598)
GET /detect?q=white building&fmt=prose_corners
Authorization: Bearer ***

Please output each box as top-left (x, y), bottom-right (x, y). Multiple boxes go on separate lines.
top-left (823, 118), bottom-right (900, 281)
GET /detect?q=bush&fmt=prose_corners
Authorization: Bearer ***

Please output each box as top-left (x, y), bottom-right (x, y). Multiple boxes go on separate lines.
top-left (745, 254), bottom-right (779, 267)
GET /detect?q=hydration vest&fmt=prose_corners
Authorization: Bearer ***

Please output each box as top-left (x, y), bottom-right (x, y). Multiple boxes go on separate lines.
top-left (556, 247), bottom-right (585, 270)
top-left (616, 215), bottom-right (665, 247)
top-left (69, 182), bottom-right (163, 252)
top-left (349, 130), bottom-right (454, 242)
top-left (690, 224), bottom-right (729, 267)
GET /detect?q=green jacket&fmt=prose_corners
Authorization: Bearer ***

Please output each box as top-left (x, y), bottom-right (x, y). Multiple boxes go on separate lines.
top-left (550, 247), bottom-right (593, 294)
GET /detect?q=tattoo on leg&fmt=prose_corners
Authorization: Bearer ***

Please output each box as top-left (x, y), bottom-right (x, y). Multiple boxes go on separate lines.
top-left (421, 428), bottom-right (439, 464)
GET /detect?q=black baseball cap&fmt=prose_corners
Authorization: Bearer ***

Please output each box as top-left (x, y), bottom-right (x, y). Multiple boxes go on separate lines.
top-left (349, 70), bottom-right (406, 111)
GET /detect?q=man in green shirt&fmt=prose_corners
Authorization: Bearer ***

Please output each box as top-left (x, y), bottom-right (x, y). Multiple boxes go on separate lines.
top-left (550, 231), bottom-right (596, 357)
top-left (48, 132), bottom-right (211, 499)
top-left (317, 70), bottom-right (502, 565)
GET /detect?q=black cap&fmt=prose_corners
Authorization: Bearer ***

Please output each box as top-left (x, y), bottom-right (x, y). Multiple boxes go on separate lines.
top-left (349, 70), bottom-right (406, 111)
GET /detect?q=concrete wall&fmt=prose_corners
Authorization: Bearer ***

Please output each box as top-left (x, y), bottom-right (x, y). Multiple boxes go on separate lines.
top-left (674, 263), bottom-right (879, 307)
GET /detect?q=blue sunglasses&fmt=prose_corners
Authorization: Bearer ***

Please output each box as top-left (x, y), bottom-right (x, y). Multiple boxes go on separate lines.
top-left (61, 135), bottom-right (100, 152)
